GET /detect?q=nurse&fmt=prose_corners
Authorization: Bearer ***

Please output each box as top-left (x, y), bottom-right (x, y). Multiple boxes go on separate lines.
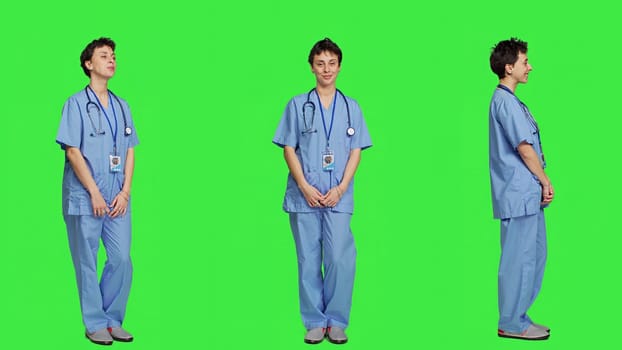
top-left (56, 37), bottom-right (138, 345)
top-left (488, 38), bottom-right (554, 340)
top-left (273, 38), bottom-right (372, 344)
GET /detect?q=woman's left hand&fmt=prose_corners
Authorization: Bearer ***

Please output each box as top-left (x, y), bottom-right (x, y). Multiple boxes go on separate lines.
top-left (109, 191), bottom-right (129, 218)
top-left (320, 187), bottom-right (342, 208)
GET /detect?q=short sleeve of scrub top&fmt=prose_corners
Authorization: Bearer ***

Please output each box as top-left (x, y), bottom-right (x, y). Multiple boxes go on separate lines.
top-left (57, 97), bottom-right (84, 149)
top-left (493, 94), bottom-right (535, 149)
top-left (346, 97), bottom-right (372, 151)
top-left (115, 97), bottom-right (140, 149)
top-left (273, 98), bottom-right (300, 149)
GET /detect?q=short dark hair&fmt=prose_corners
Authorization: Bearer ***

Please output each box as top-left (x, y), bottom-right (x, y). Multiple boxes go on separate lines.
top-left (80, 37), bottom-right (116, 77)
top-left (308, 38), bottom-right (342, 65)
top-left (490, 38), bottom-right (528, 79)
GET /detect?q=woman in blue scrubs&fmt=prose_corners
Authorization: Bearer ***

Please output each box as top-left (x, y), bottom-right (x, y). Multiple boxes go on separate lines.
top-left (273, 38), bottom-right (372, 344)
top-left (488, 38), bottom-right (554, 341)
top-left (56, 38), bottom-right (138, 345)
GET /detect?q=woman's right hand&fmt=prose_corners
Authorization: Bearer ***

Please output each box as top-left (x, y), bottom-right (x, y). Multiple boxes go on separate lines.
top-left (299, 182), bottom-right (324, 208)
top-left (90, 190), bottom-right (110, 217)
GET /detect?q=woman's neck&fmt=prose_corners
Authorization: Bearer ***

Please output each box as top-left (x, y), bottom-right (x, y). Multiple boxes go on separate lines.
top-left (89, 77), bottom-right (109, 106)
top-left (315, 85), bottom-right (336, 109)
top-left (498, 78), bottom-right (517, 93)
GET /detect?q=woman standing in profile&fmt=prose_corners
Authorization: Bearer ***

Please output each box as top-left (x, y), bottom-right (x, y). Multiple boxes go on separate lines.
top-left (488, 38), bottom-right (553, 341)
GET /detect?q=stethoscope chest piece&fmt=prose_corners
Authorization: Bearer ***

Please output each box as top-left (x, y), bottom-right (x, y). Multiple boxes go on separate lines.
top-left (346, 127), bottom-right (355, 136)
top-left (125, 127), bottom-right (133, 136)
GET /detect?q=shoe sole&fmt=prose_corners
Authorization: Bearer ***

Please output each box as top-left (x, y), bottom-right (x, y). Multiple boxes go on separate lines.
top-left (85, 333), bottom-right (113, 346)
top-left (111, 336), bottom-right (134, 342)
top-left (327, 337), bottom-right (348, 344)
top-left (498, 333), bottom-right (549, 341)
top-left (304, 338), bottom-right (324, 344)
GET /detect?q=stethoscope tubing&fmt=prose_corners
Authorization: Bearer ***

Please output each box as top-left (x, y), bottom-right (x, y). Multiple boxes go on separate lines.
top-left (302, 88), bottom-right (354, 136)
top-left (84, 86), bottom-right (131, 137)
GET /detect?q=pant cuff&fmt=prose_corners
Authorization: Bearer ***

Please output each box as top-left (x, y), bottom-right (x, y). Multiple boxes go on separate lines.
top-left (327, 320), bottom-right (348, 329)
top-left (305, 322), bottom-right (328, 330)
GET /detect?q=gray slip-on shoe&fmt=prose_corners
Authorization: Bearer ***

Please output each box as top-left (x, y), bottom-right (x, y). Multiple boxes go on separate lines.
top-left (304, 327), bottom-right (326, 344)
top-left (532, 323), bottom-right (550, 333)
top-left (327, 327), bottom-right (348, 344)
top-left (498, 324), bottom-right (550, 340)
top-left (108, 327), bottom-right (134, 342)
top-left (85, 328), bottom-right (114, 345)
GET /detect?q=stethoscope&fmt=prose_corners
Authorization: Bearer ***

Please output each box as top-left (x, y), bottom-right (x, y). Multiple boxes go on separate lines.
top-left (302, 88), bottom-right (355, 136)
top-left (84, 86), bottom-right (132, 137)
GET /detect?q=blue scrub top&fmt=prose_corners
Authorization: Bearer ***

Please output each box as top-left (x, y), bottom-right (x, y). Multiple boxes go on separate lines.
top-left (489, 86), bottom-right (545, 219)
top-left (56, 89), bottom-right (139, 216)
top-left (273, 91), bottom-right (372, 214)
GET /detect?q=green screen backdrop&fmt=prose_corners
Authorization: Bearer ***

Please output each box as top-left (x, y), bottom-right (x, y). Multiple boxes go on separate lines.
top-left (1, 0), bottom-right (620, 349)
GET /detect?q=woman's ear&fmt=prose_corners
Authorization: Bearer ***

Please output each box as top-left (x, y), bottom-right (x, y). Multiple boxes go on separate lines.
top-left (505, 63), bottom-right (514, 76)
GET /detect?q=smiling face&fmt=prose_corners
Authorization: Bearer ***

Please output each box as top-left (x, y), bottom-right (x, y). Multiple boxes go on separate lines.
top-left (85, 45), bottom-right (116, 80)
top-left (311, 51), bottom-right (341, 88)
top-left (506, 51), bottom-right (532, 84)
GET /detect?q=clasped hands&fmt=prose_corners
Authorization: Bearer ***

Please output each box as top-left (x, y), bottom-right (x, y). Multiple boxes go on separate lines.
top-left (301, 183), bottom-right (343, 208)
top-left (541, 182), bottom-right (554, 206)
top-left (90, 190), bottom-right (130, 218)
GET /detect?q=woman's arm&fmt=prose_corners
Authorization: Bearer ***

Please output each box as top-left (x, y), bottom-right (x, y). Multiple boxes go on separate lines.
top-left (517, 142), bottom-right (554, 205)
top-left (284, 145), bottom-right (324, 207)
top-left (66, 146), bottom-right (109, 216)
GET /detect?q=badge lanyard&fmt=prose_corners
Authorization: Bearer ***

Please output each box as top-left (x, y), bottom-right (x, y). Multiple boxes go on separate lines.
top-left (497, 84), bottom-right (546, 165)
top-left (316, 90), bottom-right (337, 172)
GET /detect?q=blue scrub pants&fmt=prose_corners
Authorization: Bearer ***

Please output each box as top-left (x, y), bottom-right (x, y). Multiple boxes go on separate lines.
top-left (498, 209), bottom-right (546, 333)
top-left (64, 214), bottom-right (132, 333)
top-left (289, 211), bottom-right (356, 330)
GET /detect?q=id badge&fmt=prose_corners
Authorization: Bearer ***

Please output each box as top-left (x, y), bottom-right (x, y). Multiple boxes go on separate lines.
top-left (109, 155), bottom-right (122, 173)
top-left (322, 149), bottom-right (335, 172)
